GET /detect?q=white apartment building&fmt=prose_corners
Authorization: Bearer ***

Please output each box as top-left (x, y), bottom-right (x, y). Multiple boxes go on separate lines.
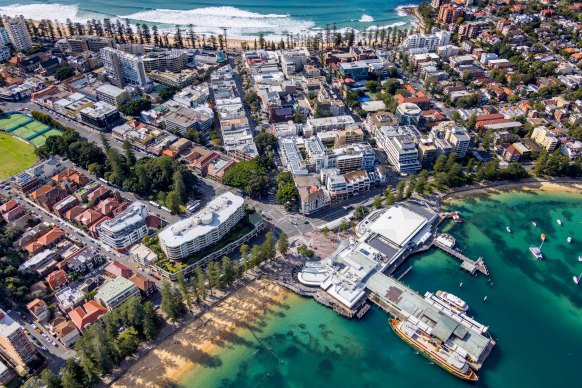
top-left (96, 84), bottom-right (129, 109)
top-left (158, 192), bottom-right (245, 260)
top-left (531, 126), bottom-right (558, 152)
top-left (305, 115), bottom-right (356, 137)
top-left (403, 29), bottom-right (450, 52)
top-left (430, 122), bottom-right (471, 158)
top-left (386, 136), bottom-right (421, 173)
top-left (97, 202), bottom-right (149, 253)
top-left (1, 16), bottom-right (32, 51)
top-left (100, 47), bottom-right (149, 88)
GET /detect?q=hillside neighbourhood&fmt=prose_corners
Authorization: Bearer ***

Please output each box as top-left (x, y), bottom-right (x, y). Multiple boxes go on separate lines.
top-left (0, 0), bottom-right (581, 386)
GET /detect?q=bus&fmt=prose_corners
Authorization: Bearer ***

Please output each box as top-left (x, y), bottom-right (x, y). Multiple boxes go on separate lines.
top-left (148, 201), bottom-right (161, 209)
top-left (98, 178), bottom-right (109, 185)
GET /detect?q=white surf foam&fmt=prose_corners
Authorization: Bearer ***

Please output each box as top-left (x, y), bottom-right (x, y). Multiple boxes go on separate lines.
top-left (359, 14), bottom-right (374, 23)
top-left (365, 21), bottom-right (407, 31)
top-left (0, 3), bottom-right (90, 22)
top-left (120, 6), bottom-right (315, 37)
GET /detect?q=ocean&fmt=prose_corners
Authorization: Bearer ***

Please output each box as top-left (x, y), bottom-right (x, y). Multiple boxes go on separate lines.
top-left (0, 0), bottom-right (418, 39)
top-left (181, 189), bottom-right (582, 387)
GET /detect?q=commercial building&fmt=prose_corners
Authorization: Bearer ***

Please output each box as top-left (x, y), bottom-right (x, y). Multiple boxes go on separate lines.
top-left (96, 84), bottom-right (129, 109)
top-left (97, 202), bottom-right (149, 253)
top-left (1, 16), bottom-right (32, 51)
top-left (159, 192), bottom-right (245, 260)
top-left (396, 103), bottom-right (422, 126)
top-left (101, 47), bottom-right (149, 88)
top-left (0, 309), bottom-right (36, 368)
top-left (338, 61), bottom-right (369, 81)
top-left (80, 101), bottom-right (120, 129)
top-left (94, 277), bottom-right (140, 310)
top-left (305, 115), bottom-right (356, 137)
top-left (164, 106), bottom-right (214, 134)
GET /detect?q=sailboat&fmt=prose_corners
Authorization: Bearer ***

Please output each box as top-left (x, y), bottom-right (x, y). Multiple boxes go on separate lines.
top-left (573, 273), bottom-right (581, 285)
top-left (529, 234), bottom-right (545, 260)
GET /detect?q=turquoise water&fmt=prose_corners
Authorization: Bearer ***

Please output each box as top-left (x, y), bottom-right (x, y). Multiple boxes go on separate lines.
top-left (183, 190), bottom-right (582, 388)
top-left (0, 0), bottom-right (417, 38)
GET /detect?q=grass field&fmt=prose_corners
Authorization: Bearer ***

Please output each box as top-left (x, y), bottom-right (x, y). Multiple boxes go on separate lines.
top-left (0, 133), bottom-right (38, 179)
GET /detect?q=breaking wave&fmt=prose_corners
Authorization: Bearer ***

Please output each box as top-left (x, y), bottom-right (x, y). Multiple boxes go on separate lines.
top-left (359, 14), bottom-right (374, 22)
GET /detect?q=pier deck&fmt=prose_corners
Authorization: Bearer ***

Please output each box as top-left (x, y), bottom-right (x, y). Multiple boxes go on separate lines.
top-left (432, 234), bottom-right (489, 276)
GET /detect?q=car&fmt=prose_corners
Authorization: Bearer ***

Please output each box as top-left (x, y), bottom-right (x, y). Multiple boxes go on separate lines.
top-left (304, 221), bottom-right (309, 224)
top-left (41, 346), bottom-right (47, 351)
top-left (24, 329), bottom-right (29, 335)
top-left (31, 324), bottom-right (37, 329)
top-left (35, 329), bottom-right (41, 334)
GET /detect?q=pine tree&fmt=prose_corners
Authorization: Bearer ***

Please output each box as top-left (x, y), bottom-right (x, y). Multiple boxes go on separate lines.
top-left (195, 267), bottom-right (207, 301)
top-left (277, 233), bottom-right (289, 256)
top-left (174, 26), bottom-right (184, 47)
top-left (206, 262), bottom-right (220, 296)
top-left (142, 24), bottom-right (151, 44)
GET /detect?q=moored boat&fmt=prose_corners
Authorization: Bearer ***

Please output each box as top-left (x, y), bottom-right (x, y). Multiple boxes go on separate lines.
top-left (557, 219), bottom-right (562, 226)
top-left (529, 246), bottom-right (543, 260)
top-left (532, 221), bottom-right (537, 227)
top-left (506, 226), bottom-right (511, 233)
top-left (390, 319), bottom-right (478, 382)
top-left (567, 237), bottom-right (572, 243)
top-left (435, 290), bottom-right (469, 312)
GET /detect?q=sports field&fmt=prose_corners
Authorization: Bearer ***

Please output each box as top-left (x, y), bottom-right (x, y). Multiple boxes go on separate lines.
top-left (0, 113), bottom-right (62, 147)
top-left (0, 132), bottom-right (38, 179)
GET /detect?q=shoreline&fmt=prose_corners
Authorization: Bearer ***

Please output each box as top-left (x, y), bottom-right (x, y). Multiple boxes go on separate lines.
top-left (441, 179), bottom-right (582, 201)
top-left (112, 279), bottom-right (290, 387)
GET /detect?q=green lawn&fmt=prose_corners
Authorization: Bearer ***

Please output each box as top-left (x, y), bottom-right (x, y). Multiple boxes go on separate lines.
top-left (0, 133), bottom-right (38, 179)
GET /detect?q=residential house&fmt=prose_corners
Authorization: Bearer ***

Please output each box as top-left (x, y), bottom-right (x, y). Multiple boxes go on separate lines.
top-left (50, 318), bottom-right (80, 347)
top-left (46, 269), bottom-right (68, 290)
top-left (104, 261), bottom-right (133, 279)
top-left (129, 273), bottom-right (156, 298)
top-left (26, 299), bottom-right (49, 322)
top-left (68, 300), bottom-right (107, 332)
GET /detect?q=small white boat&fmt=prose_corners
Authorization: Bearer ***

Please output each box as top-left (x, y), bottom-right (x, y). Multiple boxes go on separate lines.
top-left (567, 237), bottom-right (572, 243)
top-left (532, 221), bottom-right (537, 227)
top-left (506, 226), bottom-right (511, 233)
top-left (483, 296), bottom-right (488, 302)
top-left (574, 273), bottom-right (581, 285)
top-left (436, 290), bottom-right (469, 312)
top-left (557, 219), bottom-right (562, 226)
top-left (579, 256), bottom-right (582, 262)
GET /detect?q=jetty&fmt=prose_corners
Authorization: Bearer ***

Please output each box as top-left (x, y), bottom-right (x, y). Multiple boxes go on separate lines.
top-left (432, 234), bottom-right (489, 276)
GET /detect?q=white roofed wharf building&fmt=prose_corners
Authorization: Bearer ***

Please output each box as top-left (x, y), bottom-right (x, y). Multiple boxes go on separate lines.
top-left (158, 192), bottom-right (245, 261)
top-left (98, 202), bottom-right (149, 253)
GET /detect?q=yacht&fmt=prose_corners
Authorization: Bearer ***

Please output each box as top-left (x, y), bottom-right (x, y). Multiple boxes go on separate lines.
top-left (506, 226), bottom-right (511, 233)
top-left (532, 221), bottom-right (537, 227)
top-left (557, 219), bottom-right (562, 226)
top-left (578, 255), bottom-right (582, 263)
top-left (567, 237), bottom-right (572, 243)
top-left (435, 291), bottom-right (469, 312)
top-left (529, 246), bottom-right (543, 260)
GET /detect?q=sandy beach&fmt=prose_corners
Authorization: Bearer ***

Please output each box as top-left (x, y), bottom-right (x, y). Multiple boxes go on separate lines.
top-left (443, 180), bottom-right (582, 200)
top-left (112, 279), bottom-right (289, 387)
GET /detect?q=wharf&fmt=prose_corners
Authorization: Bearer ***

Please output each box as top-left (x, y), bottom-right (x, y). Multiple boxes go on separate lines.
top-left (432, 234), bottom-right (489, 276)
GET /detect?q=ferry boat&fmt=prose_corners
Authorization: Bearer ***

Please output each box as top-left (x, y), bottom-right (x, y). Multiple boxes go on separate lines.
top-left (390, 319), bottom-right (478, 382)
top-left (435, 290), bottom-right (469, 312)
top-left (557, 219), bottom-right (562, 226)
top-left (506, 226), bottom-right (511, 233)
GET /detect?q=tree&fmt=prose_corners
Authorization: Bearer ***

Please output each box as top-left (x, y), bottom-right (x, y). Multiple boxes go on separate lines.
top-left (54, 66), bottom-right (75, 81)
top-left (142, 302), bottom-right (158, 340)
top-left (206, 262), bottom-right (221, 296)
top-left (353, 204), bottom-right (366, 218)
top-left (220, 256), bottom-right (234, 287)
top-left (373, 195), bottom-right (383, 209)
top-left (117, 327), bottom-right (140, 356)
top-left (533, 151), bottom-right (548, 177)
top-left (38, 369), bottom-right (60, 388)
top-left (122, 140), bottom-right (136, 167)
top-left (395, 180), bottom-right (406, 201)
top-left (415, 170), bottom-right (429, 194)
top-left (195, 267), bottom-right (208, 301)
top-left (60, 359), bottom-right (89, 388)
top-left (277, 233), bottom-right (289, 256)
top-left (322, 226), bottom-right (330, 238)
top-left (176, 273), bottom-right (192, 310)
top-left (120, 99), bottom-right (152, 116)
top-left (160, 282), bottom-right (187, 322)
top-left (159, 86), bottom-right (177, 101)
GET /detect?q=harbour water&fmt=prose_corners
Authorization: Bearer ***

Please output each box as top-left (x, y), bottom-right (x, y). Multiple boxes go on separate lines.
top-left (0, 0), bottom-right (417, 38)
top-left (181, 189), bottom-right (582, 388)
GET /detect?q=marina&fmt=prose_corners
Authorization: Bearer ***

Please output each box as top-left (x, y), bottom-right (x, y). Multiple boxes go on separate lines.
top-left (298, 200), bottom-right (495, 380)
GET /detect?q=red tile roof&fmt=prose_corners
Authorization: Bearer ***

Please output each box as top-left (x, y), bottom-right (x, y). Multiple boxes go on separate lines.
top-left (104, 261), bottom-right (133, 279)
top-left (46, 269), bottom-right (68, 290)
top-left (69, 300), bottom-right (107, 331)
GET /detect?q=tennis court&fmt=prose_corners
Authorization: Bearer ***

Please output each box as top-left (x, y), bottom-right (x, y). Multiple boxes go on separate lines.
top-left (0, 114), bottom-right (30, 130)
top-left (0, 113), bottom-right (62, 147)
